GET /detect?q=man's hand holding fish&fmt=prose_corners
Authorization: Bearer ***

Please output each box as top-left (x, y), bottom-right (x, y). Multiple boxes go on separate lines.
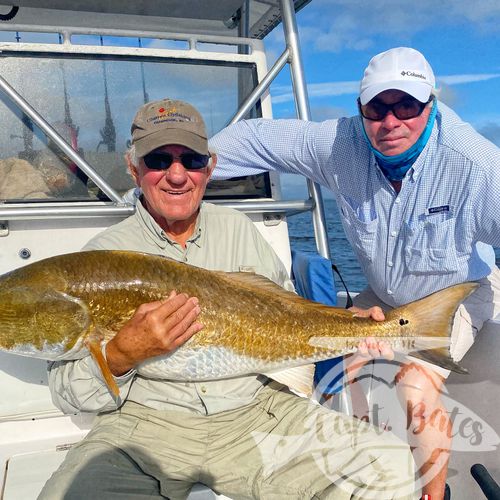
top-left (106, 290), bottom-right (203, 376)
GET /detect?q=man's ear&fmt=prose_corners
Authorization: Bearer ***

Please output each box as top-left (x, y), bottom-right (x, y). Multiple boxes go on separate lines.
top-left (125, 154), bottom-right (140, 186)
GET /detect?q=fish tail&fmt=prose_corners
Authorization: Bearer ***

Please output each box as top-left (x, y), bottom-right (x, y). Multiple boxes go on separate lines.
top-left (85, 333), bottom-right (120, 398)
top-left (389, 282), bottom-right (479, 374)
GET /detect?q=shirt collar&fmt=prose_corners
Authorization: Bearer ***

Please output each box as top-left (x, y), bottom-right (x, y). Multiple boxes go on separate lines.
top-left (136, 197), bottom-right (204, 248)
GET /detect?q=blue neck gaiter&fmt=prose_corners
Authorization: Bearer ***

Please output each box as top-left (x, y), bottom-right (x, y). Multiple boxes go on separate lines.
top-left (361, 100), bottom-right (438, 181)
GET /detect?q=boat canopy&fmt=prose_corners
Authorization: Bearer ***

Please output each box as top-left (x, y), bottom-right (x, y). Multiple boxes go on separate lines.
top-left (0, 1), bottom-right (311, 38)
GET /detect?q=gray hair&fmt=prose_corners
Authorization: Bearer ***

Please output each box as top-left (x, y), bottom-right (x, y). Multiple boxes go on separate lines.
top-left (126, 144), bottom-right (139, 168)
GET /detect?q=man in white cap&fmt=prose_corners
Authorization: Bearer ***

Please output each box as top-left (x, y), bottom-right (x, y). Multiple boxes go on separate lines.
top-left (210, 47), bottom-right (500, 499)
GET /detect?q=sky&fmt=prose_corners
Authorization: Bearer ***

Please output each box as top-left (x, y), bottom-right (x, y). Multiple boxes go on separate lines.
top-left (262, 0), bottom-right (500, 198)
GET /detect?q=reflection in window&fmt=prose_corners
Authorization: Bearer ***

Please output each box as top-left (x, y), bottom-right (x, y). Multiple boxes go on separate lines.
top-left (0, 54), bottom-right (267, 202)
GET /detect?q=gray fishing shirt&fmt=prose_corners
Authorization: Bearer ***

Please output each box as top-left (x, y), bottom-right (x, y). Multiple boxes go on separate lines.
top-left (48, 200), bottom-right (294, 415)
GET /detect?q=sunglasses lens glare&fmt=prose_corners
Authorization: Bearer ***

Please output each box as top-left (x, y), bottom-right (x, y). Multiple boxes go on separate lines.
top-left (182, 153), bottom-right (210, 169)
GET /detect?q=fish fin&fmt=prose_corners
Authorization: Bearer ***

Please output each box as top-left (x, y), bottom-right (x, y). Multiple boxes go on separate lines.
top-left (408, 349), bottom-right (468, 374)
top-left (387, 282), bottom-right (479, 374)
top-left (222, 271), bottom-right (344, 313)
top-left (264, 364), bottom-right (315, 397)
top-left (85, 334), bottom-right (120, 399)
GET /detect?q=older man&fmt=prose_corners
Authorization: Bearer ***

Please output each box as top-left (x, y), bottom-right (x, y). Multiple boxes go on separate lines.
top-left (39, 98), bottom-right (415, 500)
top-left (210, 47), bottom-right (500, 499)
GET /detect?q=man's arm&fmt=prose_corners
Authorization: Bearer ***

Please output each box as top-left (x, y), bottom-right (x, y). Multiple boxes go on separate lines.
top-left (209, 118), bottom-right (341, 187)
top-left (48, 356), bottom-right (135, 413)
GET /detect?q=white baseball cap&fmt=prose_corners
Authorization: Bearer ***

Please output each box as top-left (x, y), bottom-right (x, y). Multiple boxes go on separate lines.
top-left (359, 47), bottom-right (435, 105)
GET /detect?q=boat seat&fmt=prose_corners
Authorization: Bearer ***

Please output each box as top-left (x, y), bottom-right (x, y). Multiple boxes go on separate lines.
top-left (291, 250), bottom-right (345, 398)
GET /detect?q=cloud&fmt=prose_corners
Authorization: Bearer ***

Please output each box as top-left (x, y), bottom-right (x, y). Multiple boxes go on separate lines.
top-left (439, 74), bottom-right (500, 85)
top-left (435, 82), bottom-right (459, 108)
top-left (271, 74), bottom-right (500, 105)
top-left (311, 105), bottom-right (348, 121)
top-left (294, 0), bottom-right (500, 54)
top-left (274, 102), bottom-right (347, 121)
top-left (272, 80), bottom-right (359, 104)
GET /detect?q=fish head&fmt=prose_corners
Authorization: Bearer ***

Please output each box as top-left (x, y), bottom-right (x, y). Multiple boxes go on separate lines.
top-left (0, 287), bottom-right (91, 357)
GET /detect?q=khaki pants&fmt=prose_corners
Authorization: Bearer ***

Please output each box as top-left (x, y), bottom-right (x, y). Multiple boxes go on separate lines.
top-left (39, 384), bottom-right (416, 500)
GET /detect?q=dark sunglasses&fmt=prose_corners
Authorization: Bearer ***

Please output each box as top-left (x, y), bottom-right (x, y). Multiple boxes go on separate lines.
top-left (143, 151), bottom-right (211, 170)
top-left (358, 96), bottom-right (433, 121)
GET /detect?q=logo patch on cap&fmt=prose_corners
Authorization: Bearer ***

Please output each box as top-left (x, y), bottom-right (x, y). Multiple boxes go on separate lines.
top-left (147, 105), bottom-right (193, 126)
top-left (401, 70), bottom-right (426, 80)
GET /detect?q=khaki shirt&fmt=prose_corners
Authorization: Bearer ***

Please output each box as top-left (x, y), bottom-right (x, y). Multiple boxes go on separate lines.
top-left (48, 201), bottom-right (294, 415)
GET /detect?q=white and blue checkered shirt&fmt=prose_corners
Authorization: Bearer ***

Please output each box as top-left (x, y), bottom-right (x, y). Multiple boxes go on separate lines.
top-left (210, 102), bottom-right (500, 306)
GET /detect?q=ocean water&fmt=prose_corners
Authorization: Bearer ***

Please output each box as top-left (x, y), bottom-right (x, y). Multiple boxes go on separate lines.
top-left (287, 198), bottom-right (500, 295)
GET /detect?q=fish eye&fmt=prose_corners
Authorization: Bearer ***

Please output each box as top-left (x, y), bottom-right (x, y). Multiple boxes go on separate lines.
top-left (399, 318), bottom-right (409, 326)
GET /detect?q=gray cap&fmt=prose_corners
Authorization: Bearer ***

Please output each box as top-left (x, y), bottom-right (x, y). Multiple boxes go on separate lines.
top-left (131, 98), bottom-right (208, 157)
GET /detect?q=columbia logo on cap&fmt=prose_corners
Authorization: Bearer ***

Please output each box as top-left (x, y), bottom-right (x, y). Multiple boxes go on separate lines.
top-left (401, 70), bottom-right (426, 80)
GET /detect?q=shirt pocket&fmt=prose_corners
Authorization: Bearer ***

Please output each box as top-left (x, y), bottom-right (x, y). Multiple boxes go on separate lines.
top-left (404, 215), bottom-right (459, 274)
top-left (337, 195), bottom-right (377, 263)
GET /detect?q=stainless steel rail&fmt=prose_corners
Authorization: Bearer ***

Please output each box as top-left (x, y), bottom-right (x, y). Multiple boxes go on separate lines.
top-left (215, 198), bottom-right (313, 215)
top-left (0, 204), bottom-right (134, 220)
top-left (280, 0), bottom-right (331, 260)
top-left (0, 199), bottom-right (312, 220)
top-left (229, 48), bottom-right (290, 125)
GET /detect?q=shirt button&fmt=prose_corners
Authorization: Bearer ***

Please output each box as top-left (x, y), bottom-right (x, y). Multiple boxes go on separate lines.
top-left (395, 198), bottom-right (401, 204)
top-left (391, 231), bottom-right (397, 237)
top-left (388, 261), bottom-right (393, 267)
top-left (200, 386), bottom-right (207, 393)
top-left (387, 290), bottom-right (393, 295)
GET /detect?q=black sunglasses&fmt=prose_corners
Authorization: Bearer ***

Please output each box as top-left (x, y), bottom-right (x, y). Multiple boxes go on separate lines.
top-left (143, 151), bottom-right (211, 170)
top-left (358, 96), bottom-right (433, 121)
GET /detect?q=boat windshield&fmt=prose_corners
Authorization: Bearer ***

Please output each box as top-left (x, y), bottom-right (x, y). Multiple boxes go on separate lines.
top-left (0, 50), bottom-right (267, 202)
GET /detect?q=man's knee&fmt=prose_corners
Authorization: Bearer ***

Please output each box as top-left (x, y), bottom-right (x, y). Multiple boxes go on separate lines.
top-left (396, 363), bottom-right (446, 410)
